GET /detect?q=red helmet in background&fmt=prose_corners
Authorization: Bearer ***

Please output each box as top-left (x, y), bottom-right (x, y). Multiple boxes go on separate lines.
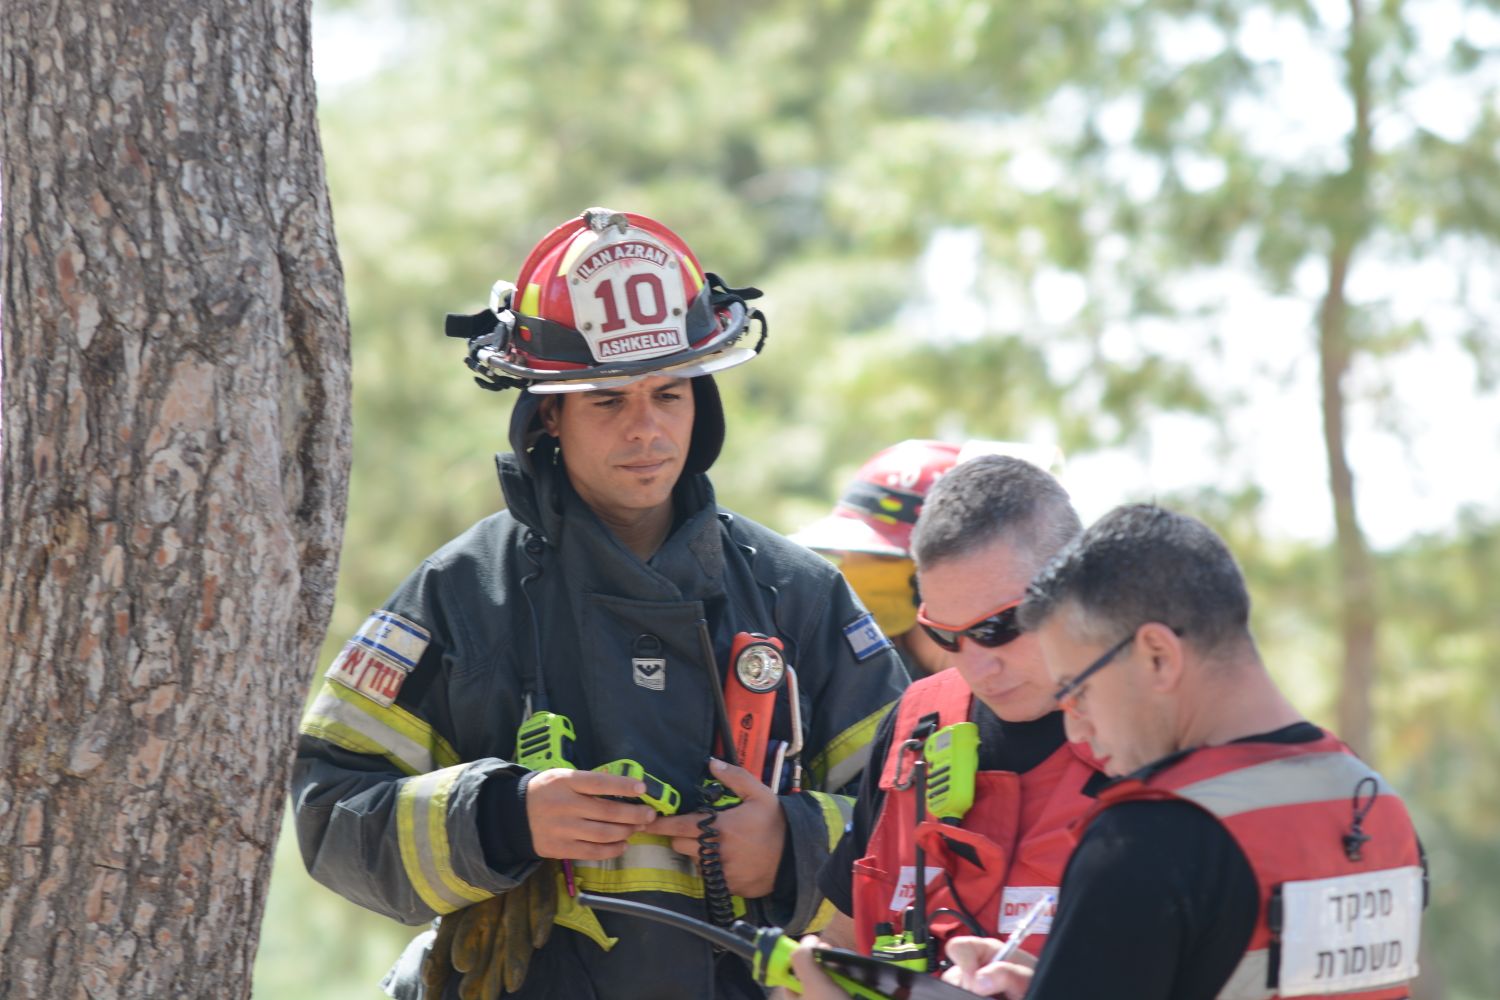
top-left (793, 441), bottom-right (962, 557)
top-left (792, 440), bottom-right (1066, 557)
top-left (447, 208), bottom-right (765, 394)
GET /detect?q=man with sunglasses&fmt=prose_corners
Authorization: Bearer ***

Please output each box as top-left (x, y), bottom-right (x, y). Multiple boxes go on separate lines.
top-left (926, 503), bottom-right (1424, 1000)
top-left (791, 439), bottom-right (1066, 681)
top-left (814, 455), bottom-right (1105, 963)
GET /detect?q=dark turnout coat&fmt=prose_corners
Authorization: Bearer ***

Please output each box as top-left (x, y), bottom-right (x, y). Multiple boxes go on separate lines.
top-left (292, 446), bottom-right (906, 999)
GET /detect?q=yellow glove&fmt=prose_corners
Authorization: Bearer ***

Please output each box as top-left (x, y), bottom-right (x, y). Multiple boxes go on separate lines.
top-left (420, 866), bottom-right (564, 999)
top-left (421, 896), bottom-right (500, 995)
top-left (459, 893), bottom-right (513, 1000)
top-left (528, 861), bottom-right (559, 950)
top-left (421, 906), bottom-right (461, 996)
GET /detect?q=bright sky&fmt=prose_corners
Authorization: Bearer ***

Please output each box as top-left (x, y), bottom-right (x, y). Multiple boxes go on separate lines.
top-left (922, 232), bottom-right (1500, 550)
top-left (912, 0), bottom-right (1500, 550)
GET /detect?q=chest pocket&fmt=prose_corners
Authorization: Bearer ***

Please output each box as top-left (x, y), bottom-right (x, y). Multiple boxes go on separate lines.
top-left (577, 592), bottom-right (719, 800)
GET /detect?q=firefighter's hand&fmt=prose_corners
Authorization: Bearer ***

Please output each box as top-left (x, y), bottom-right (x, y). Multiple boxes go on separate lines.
top-left (941, 936), bottom-right (1034, 997)
top-left (645, 757), bottom-right (786, 898)
top-left (786, 935), bottom-right (855, 1000)
top-left (525, 768), bottom-right (657, 861)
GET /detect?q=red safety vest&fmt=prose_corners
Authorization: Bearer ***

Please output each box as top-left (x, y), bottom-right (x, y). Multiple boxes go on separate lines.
top-left (1091, 732), bottom-right (1424, 999)
top-left (851, 668), bottom-right (1101, 958)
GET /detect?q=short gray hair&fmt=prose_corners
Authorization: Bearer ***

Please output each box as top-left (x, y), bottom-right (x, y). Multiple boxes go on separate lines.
top-left (911, 455), bottom-right (1081, 575)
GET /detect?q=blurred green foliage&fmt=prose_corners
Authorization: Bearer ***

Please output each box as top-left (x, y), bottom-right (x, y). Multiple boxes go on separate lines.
top-left (257, 0), bottom-right (1499, 995)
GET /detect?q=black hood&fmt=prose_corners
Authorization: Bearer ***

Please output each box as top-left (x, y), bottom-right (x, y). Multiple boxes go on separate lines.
top-left (495, 441), bottom-right (718, 550)
top-left (506, 375), bottom-right (726, 479)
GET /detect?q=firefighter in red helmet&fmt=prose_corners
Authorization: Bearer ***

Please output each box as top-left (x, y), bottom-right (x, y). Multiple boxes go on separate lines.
top-left (292, 209), bottom-right (906, 1000)
top-left (793, 439), bottom-right (1064, 680)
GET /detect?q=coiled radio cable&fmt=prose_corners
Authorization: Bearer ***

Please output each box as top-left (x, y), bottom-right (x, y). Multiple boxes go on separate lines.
top-left (697, 781), bottom-right (737, 927)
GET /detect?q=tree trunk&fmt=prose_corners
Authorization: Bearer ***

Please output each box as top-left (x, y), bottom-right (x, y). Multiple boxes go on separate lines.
top-left (0, 1), bottom-right (351, 997)
top-left (1319, 0), bottom-right (1378, 764)
top-left (1319, 252), bottom-right (1378, 761)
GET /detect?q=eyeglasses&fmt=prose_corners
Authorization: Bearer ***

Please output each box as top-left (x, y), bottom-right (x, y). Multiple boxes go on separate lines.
top-left (916, 597), bottom-right (1025, 652)
top-left (1052, 632), bottom-right (1135, 716)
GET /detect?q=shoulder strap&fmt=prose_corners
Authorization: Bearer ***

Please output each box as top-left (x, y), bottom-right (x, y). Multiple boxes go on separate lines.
top-left (878, 669), bottom-right (972, 789)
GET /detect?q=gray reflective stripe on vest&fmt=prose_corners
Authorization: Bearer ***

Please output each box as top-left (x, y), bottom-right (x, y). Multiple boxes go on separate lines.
top-left (1174, 752), bottom-right (1387, 820)
top-left (1177, 752), bottom-right (1402, 1000)
top-left (1217, 950), bottom-right (1274, 999)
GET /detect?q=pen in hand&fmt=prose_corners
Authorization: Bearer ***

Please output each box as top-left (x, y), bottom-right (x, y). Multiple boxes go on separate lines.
top-left (991, 892), bottom-right (1055, 964)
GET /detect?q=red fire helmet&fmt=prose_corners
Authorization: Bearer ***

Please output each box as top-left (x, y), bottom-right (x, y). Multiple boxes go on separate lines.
top-left (447, 207), bottom-right (765, 394)
top-left (792, 440), bottom-right (1065, 557)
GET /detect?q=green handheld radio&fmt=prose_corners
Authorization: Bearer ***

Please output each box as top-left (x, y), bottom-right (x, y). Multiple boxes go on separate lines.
top-left (514, 714), bottom-right (679, 815)
top-left (515, 711), bottom-right (577, 770)
top-left (870, 920), bottom-right (931, 972)
top-left (593, 759), bottom-right (682, 816)
top-left (923, 722), bottom-right (979, 823)
top-left (874, 720), bottom-right (981, 974)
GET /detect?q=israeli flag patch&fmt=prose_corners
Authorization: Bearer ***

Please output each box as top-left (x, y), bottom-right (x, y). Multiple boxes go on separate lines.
top-left (350, 610), bottom-right (430, 670)
top-left (843, 613), bottom-right (893, 662)
top-left (325, 610), bottom-right (429, 707)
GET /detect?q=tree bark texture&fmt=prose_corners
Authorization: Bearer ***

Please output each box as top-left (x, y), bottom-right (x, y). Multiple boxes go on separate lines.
top-left (0, 1), bottom-right (351, 997)
top-left (1318, 0), bottom-right (1379, 764)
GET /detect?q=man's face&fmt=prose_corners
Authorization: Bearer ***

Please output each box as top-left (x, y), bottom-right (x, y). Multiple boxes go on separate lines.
top-left (1035, 613), bottom-right (1173, 777)
top-left (539, 375), bottom-right (694, 525)
top-left (916, 535), bottom-right (1055, 721)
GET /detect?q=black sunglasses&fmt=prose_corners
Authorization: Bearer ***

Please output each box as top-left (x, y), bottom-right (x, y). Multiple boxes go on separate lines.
top-left (916, 598), bottom-right (1025, 652)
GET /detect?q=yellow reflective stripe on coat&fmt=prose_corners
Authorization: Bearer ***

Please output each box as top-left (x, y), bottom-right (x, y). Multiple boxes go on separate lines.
top-left (808, 701), bottom-right (893, 791)
top-left (299, 681), bottom-right (460, 776)
top-left (572, 834), bottom-right (703, 896)
top-left (803, 790), bottom-right (854, 934)
top-left (396, 764), bottom-right (492, 913)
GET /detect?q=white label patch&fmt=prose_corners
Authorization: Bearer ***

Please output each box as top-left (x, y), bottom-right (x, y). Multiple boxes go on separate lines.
top-left (633, 657), bottom-right (666, 691)
top-left (997, 886), bottom-right (1058, 936)
top-left (325, 611), bottom-right (428, 707)
top-left (327, 642), bottom-right (412, 707)
top-left (1276, 866), bottom-right (1423, 996)
top-left (887, 865), bottom-right (943, 912)
top-left (844, 613), bottom-right (893, 662)
top-left (567, 232), bottom-right (689, 364)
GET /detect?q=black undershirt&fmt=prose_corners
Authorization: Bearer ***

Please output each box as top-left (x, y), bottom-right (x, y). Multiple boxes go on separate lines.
top-left (1025, 721), bottom-right (1326, 1000)
top-left (818, 695), bottom-right (1070, 914)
